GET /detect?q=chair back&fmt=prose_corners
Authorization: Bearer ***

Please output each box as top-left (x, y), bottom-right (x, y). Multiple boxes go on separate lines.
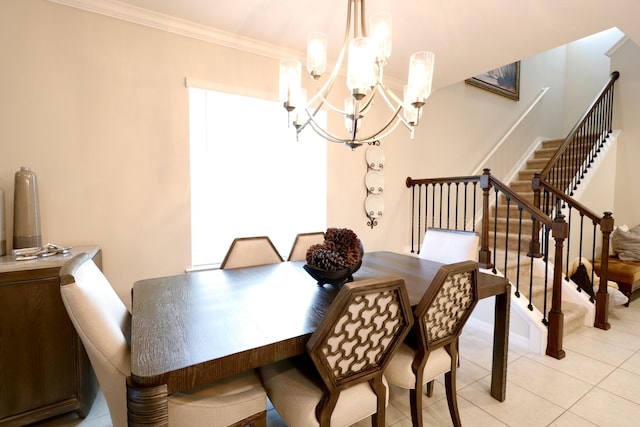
top-left (418, 227), bottom-right (479, 264)
top-left (307, 277), bottom-right (413, 426)
top-left (414, 261), bottom-right (479, 352)
top-left (59, 253), bottom-right (131, 427)
top-left (220, 236), bottom-right (284, 269)
top-left (287, 231), bottom-right (325, 261)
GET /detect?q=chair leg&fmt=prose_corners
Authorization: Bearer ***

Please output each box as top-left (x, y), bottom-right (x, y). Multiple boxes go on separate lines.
top-left (425, 380), bottom-right (434, 397)
top-left (444, 370), bottom-right (462, 427)
top-left (410, 385), bottom-right (424, 427)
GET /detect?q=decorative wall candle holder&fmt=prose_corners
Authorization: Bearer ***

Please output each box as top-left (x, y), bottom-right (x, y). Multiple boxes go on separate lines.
top-left (364, 144), bottom-right (385, 229)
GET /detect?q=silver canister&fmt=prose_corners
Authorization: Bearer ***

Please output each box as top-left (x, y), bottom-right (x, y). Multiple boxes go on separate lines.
top-left (13, 167), bottom-right (42, 249)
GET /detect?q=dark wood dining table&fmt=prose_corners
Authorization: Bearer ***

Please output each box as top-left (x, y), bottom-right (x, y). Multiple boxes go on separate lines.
top-left (127, 251), bottom-right (510, 425)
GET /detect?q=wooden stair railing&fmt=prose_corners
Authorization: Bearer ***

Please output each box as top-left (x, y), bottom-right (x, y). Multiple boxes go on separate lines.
top-left (535, 71), bottom-right (620, 331)
top-left (533, 175), bottom-right (615, 331)
top-left (540, 71), bottom-right (619, 195)
top-left (407, 169), bottom-right (568, 359)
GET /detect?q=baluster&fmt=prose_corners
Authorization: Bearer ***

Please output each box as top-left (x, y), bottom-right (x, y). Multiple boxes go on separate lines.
top-left (455, 182), bottom-right (460, 230)
top-left (565, 205), bottom-right (573, 282)
top-left (540, 223), bottom-right (551, 321)
top-left (492, 187), bottom-right (499, 274)
top-left (463, 182), bottom-right (468, 231)
top-left (449, 182), bottom-right (453, 229)
top-left (578, 213), bottom-right (585, 263)
top-left (503, 196), bottom-right (511, 277)
top-left (411, 184), bottom-right (420, 253)
top-left (515, 206), bottom-right (524, 298)
top-left (431, 183), bottom-right (436, 228)
top-left (471, 182), bottom-right (478, 231)
top-left (438, 183), bottom-right (444, 228)
top-left (528, 218), bottom-right (537, 312)
top-left (530, 174), bottom-right (541, 257)
top-left (588, 221), bottom-right (597, 303)
top-left (416, 184), bottom-right (421, 253)
top-left (423, 184), bottom-right (429, 241)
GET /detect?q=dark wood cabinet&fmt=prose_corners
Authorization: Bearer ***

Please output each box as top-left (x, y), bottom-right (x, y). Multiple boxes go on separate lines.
top-left (0, 247), bottom-right (100, 426)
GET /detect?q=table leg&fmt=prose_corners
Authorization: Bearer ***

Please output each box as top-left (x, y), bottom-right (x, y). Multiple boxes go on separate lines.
top-left (126, 377), bottom-right (169, 426)
top-left (490, 283), bottom-right (510, 401)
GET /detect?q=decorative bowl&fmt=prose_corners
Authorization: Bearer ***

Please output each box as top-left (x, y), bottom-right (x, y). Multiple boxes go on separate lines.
top-left (303, 259), bottom-right (362, 288)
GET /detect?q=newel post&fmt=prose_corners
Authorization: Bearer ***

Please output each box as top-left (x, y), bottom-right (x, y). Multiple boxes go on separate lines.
top-left (546, 214), bottom-right (567, 360)
top-left (529, 173), bottom-right (543, 258)
top-left (595, 212), bottom-right (614, 330)
top-left (478, 169), bottom-right (493, 269)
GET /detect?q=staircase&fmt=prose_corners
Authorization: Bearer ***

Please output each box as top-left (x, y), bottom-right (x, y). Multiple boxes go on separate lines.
top-left (492, 138), bottom-right (588, 335)
top-left (407, 72), bottom-right (620, 356)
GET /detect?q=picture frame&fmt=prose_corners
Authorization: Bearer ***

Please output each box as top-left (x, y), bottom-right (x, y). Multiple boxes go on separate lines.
top-left (465, 61), bottom-right (520, 101)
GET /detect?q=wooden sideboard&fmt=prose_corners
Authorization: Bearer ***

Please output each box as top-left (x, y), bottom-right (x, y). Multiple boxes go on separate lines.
top-left (0, 246), bottom-right (100, 426)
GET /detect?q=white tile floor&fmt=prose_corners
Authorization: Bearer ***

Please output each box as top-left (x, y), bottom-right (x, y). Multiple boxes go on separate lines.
top-left (32, 300), bottom-right (640, 427)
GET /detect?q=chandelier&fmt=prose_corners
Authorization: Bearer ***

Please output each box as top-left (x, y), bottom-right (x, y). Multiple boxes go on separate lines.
top-left (278, 0), bottom-right (435, 149)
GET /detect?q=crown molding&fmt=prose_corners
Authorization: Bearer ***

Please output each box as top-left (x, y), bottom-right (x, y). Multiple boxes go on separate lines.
top-left (47, 0), bottom-right (406, 89)
top-left (47, 0), bottom-right (300, 61)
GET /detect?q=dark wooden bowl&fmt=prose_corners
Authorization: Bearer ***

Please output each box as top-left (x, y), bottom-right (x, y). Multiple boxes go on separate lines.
top-left (303, 258), bottom-right (362, 288)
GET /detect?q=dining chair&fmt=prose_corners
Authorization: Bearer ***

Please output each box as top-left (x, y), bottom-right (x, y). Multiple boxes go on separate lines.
top-left (259, 277), bottom-right (413, 427)
top-left (418, 227), bottom-right (479, 264)
top-left (384, 261), bottom-right (479, 427)
top-left (59, 253), bottom-right (267, 427)
top-left (220, 236), bottom-right (284, 269)
top-left (287, 231), bottom-right (325, 261)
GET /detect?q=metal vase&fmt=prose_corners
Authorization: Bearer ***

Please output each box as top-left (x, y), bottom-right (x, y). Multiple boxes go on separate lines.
top-left (13, 167), bottom-right (41, 249)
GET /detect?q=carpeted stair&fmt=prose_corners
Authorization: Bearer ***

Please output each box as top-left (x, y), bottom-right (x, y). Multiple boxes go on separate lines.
top-left (491, 138), bottom-right (587, 335)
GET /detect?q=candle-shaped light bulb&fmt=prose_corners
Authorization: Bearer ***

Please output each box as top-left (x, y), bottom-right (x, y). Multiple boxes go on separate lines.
top-left (307, 32), bottom-right (327, 79)
top-left (407, 51), bottom-right (435, 108)
top-left (279, 59), bottom-right (301, 112)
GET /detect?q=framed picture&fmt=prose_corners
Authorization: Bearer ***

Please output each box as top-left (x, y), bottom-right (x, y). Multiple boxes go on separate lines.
top-left (466, 61), bottom-right (520, 101)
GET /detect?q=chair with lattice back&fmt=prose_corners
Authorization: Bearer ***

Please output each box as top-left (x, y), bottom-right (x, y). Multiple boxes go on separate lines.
top-left (385, 260), bottom-right (479, 427)
top-left (220, 236), bottom-right (284, 269)
top-left (259, 277), bottom-right (413, 427)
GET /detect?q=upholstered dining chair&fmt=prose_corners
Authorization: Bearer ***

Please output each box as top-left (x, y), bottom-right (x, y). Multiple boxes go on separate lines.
top-left (418, 227), bottom-right (479, 264)
top-left (384, 261), bottom-right (479, 427)
top-left (287, 231), bottom-right (325, 261)
top-left (59, 253), bottom-right (267, 427)
top-left (220, 236), bottom-right (284, 269)
top-left (259, 277), bottom-right (413, 427)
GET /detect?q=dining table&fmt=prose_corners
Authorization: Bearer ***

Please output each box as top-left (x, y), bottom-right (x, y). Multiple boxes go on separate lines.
top-left (127, 251), bottom-right (510, 425)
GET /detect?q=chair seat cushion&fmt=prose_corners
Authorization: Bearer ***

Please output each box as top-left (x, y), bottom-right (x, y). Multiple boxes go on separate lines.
top-left (168, 369), bottom-right (266, 427)
top-left (384, 343), bottom-right (451, 389)
top-left (259, 355), bottom-right (388, 427)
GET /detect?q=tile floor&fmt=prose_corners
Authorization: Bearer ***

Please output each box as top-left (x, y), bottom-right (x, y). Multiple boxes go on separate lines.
top-left (31, 300), bottom-right (640, 427)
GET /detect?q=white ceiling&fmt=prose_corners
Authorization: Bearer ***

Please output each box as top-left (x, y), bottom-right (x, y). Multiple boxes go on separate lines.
top-left (52, 0), bottom-right (640, 89)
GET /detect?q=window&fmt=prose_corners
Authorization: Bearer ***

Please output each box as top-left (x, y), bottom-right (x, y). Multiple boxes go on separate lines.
top-left (189, 85), bottom-right (327, 268)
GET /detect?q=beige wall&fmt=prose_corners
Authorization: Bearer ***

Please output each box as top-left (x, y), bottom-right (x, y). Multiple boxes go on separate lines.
top-left (612, 39), bottom-right (640, 227)
top-left (1, 0), bottom-right (636, 307)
